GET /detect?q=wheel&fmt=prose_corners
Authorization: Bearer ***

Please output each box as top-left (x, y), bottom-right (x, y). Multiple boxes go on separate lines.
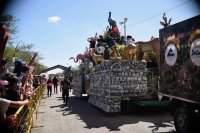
top-left (174, 106), bottom-right (197, 133)
top-left (121, 100), bottom-right (132, 115)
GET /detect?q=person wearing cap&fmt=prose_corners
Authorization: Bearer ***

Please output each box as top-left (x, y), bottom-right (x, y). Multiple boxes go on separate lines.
top-left (14, 59), bottom-right (26, 77)
top-left (119, 35), bottom-right (126, 45)
top-left (4, 75), bottom-right (23, 116)
top-left (126, 35), bottom-right (135, 46)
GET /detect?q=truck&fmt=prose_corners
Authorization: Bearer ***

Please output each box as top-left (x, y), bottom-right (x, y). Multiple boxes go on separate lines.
top-left (158, 15), bottom-right (200, 133)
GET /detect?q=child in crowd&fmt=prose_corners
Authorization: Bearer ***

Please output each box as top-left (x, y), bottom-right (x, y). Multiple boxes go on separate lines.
top-left (4, 75), bottom-right (22, 116)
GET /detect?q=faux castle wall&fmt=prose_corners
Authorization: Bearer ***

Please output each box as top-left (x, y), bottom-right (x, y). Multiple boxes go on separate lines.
top-left (88, 60), bottom-right (147, 112)
top-left (72, 75), bottom-right (82, 98)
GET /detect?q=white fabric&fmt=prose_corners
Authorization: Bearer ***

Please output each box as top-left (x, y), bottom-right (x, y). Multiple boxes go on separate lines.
top-left (126, 39), bottom-right (134, 46)
top-left (0, 98), bottom-right (11, 122)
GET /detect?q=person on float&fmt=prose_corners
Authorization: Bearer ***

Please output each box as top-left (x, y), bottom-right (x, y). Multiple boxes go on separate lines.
top-left (87, 33), bottom-right (98, 48)
top-left (119, 35), bottom-right (126, 45)
top-left (126, 35), bottom-right (135, 46)
top-left (107, 30), bottom-right (120, 48)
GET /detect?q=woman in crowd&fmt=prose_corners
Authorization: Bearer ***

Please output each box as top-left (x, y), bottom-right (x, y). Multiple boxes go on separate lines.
top-left (47, 78), bottom-right (53, 97)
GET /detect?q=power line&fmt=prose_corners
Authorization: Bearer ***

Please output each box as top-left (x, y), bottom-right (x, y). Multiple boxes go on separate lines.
top-left (120, 0), bottom-right (192, 30)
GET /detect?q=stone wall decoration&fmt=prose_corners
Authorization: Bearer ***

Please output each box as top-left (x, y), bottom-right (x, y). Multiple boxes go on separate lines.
top-left (88, 60), bottom-right (148, 112)
top-left (72, 75), bottom-right (82, 98)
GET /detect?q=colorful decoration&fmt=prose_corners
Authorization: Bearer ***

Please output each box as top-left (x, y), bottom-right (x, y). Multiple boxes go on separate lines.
top-left (69, 54), bottom-right (85, 63)
top-left (109, 45), bottom-right (122, 60)
top-left (135, 37), bottom-right (160, 62)
top-left (122, 43), bottom-right (137, 61)
top-left (90, 48), bottom-right (104, 64)
top-left (113, 27), bottom-right (118, 32)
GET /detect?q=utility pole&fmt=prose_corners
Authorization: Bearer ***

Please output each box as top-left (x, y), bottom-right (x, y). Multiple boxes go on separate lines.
top-left (119, 17), bottom-right (128, 38)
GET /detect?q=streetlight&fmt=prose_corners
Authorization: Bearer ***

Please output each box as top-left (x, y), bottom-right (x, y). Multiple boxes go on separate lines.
top-left (119, 17), bottom-right (128, 38)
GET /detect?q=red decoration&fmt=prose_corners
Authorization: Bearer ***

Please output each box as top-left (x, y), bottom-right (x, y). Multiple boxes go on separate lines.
top-left (113, 27), bottom-right (118, 32)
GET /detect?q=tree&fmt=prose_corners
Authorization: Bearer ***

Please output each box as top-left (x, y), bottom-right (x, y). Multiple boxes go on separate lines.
top-left (1, 14), bottom-right (47, 75)
top-left (0, 14), bottom-right (19, 41)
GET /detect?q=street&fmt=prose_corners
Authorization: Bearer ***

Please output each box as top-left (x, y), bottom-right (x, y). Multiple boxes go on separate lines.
top-left (32, 90), bottom-right (176, 133)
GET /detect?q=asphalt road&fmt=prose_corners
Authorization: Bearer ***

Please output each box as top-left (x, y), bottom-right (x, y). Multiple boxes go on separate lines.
top-left (32, 89), bottom-right (176, 133)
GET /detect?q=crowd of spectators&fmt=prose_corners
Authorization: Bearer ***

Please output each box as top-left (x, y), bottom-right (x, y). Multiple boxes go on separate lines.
top-left (0, 25), bottom-right (47, 132)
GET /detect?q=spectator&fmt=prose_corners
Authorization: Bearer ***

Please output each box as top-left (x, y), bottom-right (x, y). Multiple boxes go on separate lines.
top-left (61, 76), bottom-right (70, 105)
top-left (1, 53), bottom-right (16, 76)
top-left (0, 83), bottom-right (29, 132)
top-left (33, 76), bottom-right (40, 89)
top-left (4, 75), bottom-right (22, 116)
top-left (18, 65), bottom-right (29, 86)
top-left (47, 78), bottom-right (53, 97)
top-left (53, 76), bottom-right (58, 94)
top-left (14, 60), bottom-right (26, 77)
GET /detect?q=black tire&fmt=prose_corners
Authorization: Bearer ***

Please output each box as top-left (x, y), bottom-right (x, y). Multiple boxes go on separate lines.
top-left (174, 106), bottom-right (197, 133)
top-left (121, 100), bottom-right (132, 115)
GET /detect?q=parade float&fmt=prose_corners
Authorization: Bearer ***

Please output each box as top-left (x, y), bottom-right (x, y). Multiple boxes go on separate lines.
top-left (158, 15), bottom-right (200, 133)
top-left (70, 12), bottom-right (169, 114)
top-left (69, 12), bottom-right (200, 132)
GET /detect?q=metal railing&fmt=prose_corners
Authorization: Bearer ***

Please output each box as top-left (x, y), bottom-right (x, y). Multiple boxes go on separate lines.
top-left (13, 85), bottom-right (45, 133)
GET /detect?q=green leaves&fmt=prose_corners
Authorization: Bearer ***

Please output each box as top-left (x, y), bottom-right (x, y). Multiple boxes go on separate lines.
top-left (116, 44), bottom-right (125, 56)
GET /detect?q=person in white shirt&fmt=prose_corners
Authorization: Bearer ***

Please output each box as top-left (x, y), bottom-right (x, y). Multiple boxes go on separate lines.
top-left (126, 35), bottom-right (135, 46)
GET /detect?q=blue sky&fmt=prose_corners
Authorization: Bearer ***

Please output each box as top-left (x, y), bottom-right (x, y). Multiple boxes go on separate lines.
top-left (4, 0), bottom-right (200, 74)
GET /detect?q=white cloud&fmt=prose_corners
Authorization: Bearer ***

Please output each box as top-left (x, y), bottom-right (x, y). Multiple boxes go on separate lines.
top-left (48, 16), bottom-right (61, 22)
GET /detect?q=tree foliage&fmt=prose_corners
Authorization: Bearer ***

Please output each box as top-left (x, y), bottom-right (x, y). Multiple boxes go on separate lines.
top-left (1, 14), bottom-right (47, 75)
top-left (0, 14), bottom-right (19, 41)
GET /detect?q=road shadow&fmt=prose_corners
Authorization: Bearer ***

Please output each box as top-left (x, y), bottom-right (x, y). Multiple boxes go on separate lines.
top-left (52, 95), bottom-right (176, 132)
